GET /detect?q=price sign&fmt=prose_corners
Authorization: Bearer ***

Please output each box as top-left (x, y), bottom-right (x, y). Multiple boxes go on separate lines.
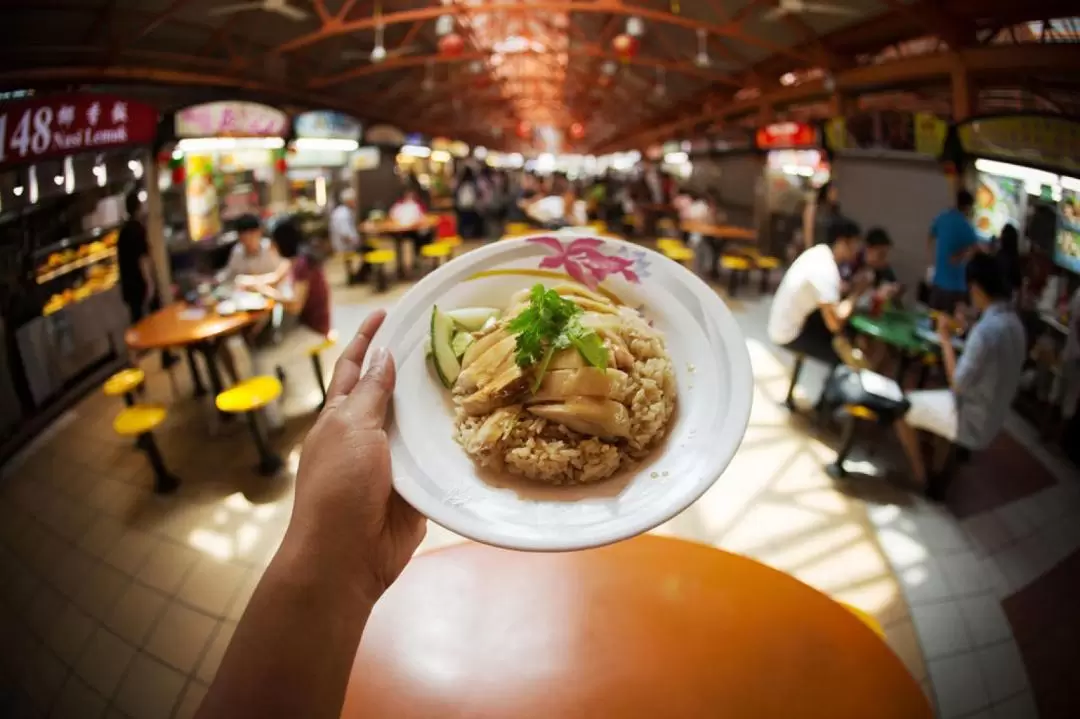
top-left (0, 94), bottom-right (158, 170)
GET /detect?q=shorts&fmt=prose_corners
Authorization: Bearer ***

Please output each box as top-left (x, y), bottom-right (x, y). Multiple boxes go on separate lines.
top-left (905, 389), bottom-right (958, 442)
top-left (928, 287), bottom-right (968, 313)
top-left (782, 310), bottom-right (841, 366)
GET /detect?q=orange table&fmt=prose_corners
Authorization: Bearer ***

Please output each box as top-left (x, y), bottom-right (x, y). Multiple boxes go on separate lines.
top-left (126, 302), bottom-right (268, 399)
top-left (360, 216), bottom-right (440, 279)
top-left (680, 221), bottom-right (756, 242)
top-left (341, 536), bottom-right (931, 719)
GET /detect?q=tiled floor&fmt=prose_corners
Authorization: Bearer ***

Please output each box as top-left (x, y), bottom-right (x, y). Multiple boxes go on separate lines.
top-left (0, 260), bottom-right (1075, 718)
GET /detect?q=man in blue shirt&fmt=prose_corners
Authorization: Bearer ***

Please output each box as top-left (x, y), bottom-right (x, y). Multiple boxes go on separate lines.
top-left (928, 189), bottom-right (980, 312)
top-left (894, 254), bottom-right (1027, 499)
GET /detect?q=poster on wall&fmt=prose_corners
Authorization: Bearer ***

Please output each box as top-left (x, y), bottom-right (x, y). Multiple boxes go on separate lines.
top-left (293, 111), bottom-right (361, 140)
top-left (914, 113), bottom-right (948, 157)
top-left (176, 101), bottom-right (288, 138)
top-left (1055, 186), bottom-right (1080, 273)
top-left (973, 171), bottom-right (1026, 241)
top-left (958, 115), bottom-right (1080, 176)
top-left (185, 155), bottom-right (220, 241)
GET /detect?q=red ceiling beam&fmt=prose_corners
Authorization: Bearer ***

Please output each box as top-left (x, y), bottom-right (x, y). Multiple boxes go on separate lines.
top-left (311, 47), bottom-right (744, 89)
top-left (273, 1), bottom-right (813, 62)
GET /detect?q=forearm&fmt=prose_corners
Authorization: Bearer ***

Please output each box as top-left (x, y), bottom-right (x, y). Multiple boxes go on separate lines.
top-left (941, 344), bottom-right (958, 386)
top-left (196, 532), bottom-right (375, 719)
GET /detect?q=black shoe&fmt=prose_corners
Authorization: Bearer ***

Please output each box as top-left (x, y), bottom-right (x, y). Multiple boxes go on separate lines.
top-left (925, 474), bottom-right (949, 502)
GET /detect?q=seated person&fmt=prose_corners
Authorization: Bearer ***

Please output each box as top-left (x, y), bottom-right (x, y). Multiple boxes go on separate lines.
top-left (768, 219), bottom-right (872, 368)
top-left (894, 254), bottom-right (1027, 498)
top-left (846, 227), bottom-right (902, 307)
top-left (389, 189), bottom-right (432, 259)
top-left (248, 218), bottom-right (332, 386)
top-left (219, 214), bottom-right (290, 291)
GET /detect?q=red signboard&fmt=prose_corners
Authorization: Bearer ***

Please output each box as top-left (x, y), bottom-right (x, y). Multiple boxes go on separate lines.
top-left (755, 122), bottom-right (817, 150)
top-left (0, 94), bottom-right (158, 170)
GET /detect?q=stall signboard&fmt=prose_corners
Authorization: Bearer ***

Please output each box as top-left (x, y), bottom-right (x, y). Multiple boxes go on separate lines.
top-left (914, 113), bottom-right (948, 157)
top-left (293, 111), bottom-right (362, 140)
top-left (825, 112), bottom-right (947, 157)
top-left (365, 124), bottom-right (407, 146)
top-left (958, 115), bottom-right (1080, 176)
top-left (0, 94), bottom-right (157, 170)
top-left (972, 171), bottom-right (1026, 242)
top-left (184, 155), bottom-right (221, 242)
top-left (175, 101), bottom-right (288, 138)
top-left (755, 122), bottom-right (817, 150)
top-left (353, 147), bottom-right (380, 171)
top-left (1056, 186), bottom-right (1080, 273)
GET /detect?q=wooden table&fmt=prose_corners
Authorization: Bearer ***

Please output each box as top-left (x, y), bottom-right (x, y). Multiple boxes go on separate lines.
top-left (360, 216), bottom-right (439, 280)
top-left (680, 221), bottom-right (756, 242)
top-left (126, 302), bottom-right (268, 399)
top-left (341, 536), bottom-right (931, 719)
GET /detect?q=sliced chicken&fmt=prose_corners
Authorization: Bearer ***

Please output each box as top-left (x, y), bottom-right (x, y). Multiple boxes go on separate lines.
top-left (551, 284), bottom-right (613, 307)
top-left (464, 407), bottom-right (522, 455)
top-left (548, 348), bottom-right (587, 371)
top-left (459, 365), bottom-right (528, 416)
top-left (456, 333), bottom-right (518, 393)
top-left (564, 295), bottom-right (619, 315)
top-left (529, 368), bottom-right (628, 403)
top-left (461, 327), bottom-right (510, 371)
top-left (528, 398), bottom-right (631, 438)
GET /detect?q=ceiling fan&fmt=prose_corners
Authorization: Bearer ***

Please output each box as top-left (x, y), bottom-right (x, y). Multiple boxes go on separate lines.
top-left (209, 0), bottom-right (308, 22)
top-left (763, 0), bottom-right (860, 21)
top-left (340, 18), bottom-right (420, 63)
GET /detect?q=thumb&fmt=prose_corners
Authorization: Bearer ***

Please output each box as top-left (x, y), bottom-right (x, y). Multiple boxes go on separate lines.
top-left (343, 347), bottom-right (396, 429)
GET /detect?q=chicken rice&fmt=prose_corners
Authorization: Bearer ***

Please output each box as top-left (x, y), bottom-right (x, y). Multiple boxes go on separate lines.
top-left (453, 284), bottom-right (676, 485)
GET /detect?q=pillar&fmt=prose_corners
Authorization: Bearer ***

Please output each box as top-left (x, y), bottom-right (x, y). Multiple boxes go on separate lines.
top-left (269, 166), bottom-right (289, 212)
top-left (951, 61), bottom-right (975, 122)
top-left (143, 153), bottom-right (173, 305)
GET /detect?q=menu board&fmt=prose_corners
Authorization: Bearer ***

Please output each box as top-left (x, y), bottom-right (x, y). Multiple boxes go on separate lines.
top-left (293, 111), bottom-right (361, 140)
top-left (175, 101), bottom-right (287, 138)
top-left (1055, 188), bottom-right (1080, 273)
top-left (973, 171), bottom-right (1026, 241)
top-left (755, 122), bottom-right (817, 150)
top-left (958, 115), bottom-right (1080, 176)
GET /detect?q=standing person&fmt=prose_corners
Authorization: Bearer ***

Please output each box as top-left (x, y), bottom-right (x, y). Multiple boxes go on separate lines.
top-left (995, 224), bottom-right (1023, 298)
top-left (803, 181), bottom-right (840, 250)
top-left (455, 166), bottom-right (482, 240)
top-left (117, 191), bottom-right (156, 324)
top-left (894, 254), bottom-right (1027, 498)
top-left (927, 189), bottom-right (980, 312)
top-left (768, 220), bottom-right (872, 373)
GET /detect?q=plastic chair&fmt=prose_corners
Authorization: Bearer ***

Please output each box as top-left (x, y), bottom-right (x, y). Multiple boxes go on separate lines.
top-left (363, 249), bottom-right (396, 292)
top-left (662, 245), bottom-right (695, 267)
top-left (720, 255), bottom-right (752, 296)
top-left (113, 405), bottom-right (179, 494)
top-left (103, 368), bottom-right (146, 407)
top-left (216, 376), bottom-right (284, 475)
top-left (504, 223), bottom-right (532, 238)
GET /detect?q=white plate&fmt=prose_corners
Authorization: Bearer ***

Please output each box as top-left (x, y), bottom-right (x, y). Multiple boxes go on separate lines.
top-left (373, 232), bottom-right (752, 551)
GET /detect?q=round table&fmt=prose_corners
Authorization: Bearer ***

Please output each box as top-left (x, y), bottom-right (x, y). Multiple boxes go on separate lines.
top-left (341, 536), bottom-right (931, 719)
top-left (680, 221), bottom-right (756, 242)
top-left (126, 302), bottom-right (268, 398)
top-left (360, 216), bottom-right (439, 280)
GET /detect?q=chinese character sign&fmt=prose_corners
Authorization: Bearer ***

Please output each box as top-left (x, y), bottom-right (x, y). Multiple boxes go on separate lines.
top-left (755, 122), bottom-right (817, 150)
top-left (175, 101), bottom-right (288, 138)
top-left (0, 94), bottom-right (158, 170)
top-left (958, 115), bottom-right (1080, 176)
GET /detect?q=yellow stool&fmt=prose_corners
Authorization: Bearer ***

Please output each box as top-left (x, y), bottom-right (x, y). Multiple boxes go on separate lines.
top-left (113, 405), bottom-right (179, 494)
top-left (662, 246), bottom-right (695, 266)
top-left (363, 249), bottom-right (397, 292)
top-left (720, 255), bottom-right (752, 297)
top-left (827, 404), bottom-right (881, 479)
top-left (421, 242), bottom-right (454, 273)
top-left (439, 235), bottom-right (463, 252)
top-left (504, 222), bottom-right (532, 238)
top-left (755, 255), bottom-right (782, 293)
top-left (216, 377), bottom-right (284, 475)
top-left (103, 368), bottom-right (146, 406)
top-left (840, 602), bottom-right (886, 640)
top-left (587, 221), bottom-right (608, 235)
top-left (657, 238), bottom-right (684, 253)
top-left (307, 331), bottom-right (338, 410)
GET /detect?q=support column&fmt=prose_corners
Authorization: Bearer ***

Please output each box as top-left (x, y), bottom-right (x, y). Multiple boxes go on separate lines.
top-left (951, 61), bottom-right (976, 122)
top-left (144, 153), bottom-right (173, 305)
top-left (269, 167), bottom-right (289, 212)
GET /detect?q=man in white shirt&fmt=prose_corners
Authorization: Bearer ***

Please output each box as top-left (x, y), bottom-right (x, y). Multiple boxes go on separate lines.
top-left (768, 219), bottom-right (870, 406)
top-left (329, 189), bottom-right (360, 254)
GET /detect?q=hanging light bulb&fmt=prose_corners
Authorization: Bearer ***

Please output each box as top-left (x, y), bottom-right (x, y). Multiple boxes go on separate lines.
top-left (626, 16), bottom-right (645, 38)
top-left (653, 67), bottom-right (666, 99)
top-left (601, 60), bottom-right (618, 76)
top-left (435, 13), bottom-right (455, 37)
top-left (695, 28), bottom-right (711, 68)
top-left (370, 20), bottom-right (386, 63)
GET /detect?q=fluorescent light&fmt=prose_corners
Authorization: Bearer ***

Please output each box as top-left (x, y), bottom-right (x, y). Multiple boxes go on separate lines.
top-left (53, 175), bottom-right (64, 186)
top-left (176, 137), bottom-right (285, 152)
top-left (974, 158), bottom-right (1058, 187)
top-left (400, 144), bottom-right (431, 157)
top-left (29, 166), bottom-right (38, 203)
top-left (536, 153), bottom-right (556, 172)
top-left (664, 152), bottom-right (689, 165)
top-left (63, 156), bottom-right (74, 193)
top-left (430, 150), bottom-right (451, 162)
top-left (172, 149), bottom-right (183, 160)
top-left (474, 146), bottom-right (488, 159)
top-left (1060, 176), bottom-right (1080, 193)
top-left (292, 138), bottom-right (359, 152)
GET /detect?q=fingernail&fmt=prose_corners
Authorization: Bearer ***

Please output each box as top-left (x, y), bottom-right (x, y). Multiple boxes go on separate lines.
top-left (367, 347), bottom-right (390, 377)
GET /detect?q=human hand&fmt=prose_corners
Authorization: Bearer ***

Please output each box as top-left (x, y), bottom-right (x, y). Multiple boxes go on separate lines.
top-left (285, 311), bottom-right (425, 603)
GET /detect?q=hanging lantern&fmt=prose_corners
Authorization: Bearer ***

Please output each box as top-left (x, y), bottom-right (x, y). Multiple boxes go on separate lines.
top-left (569, 122), bottom-right (585, 141)
top-left (438, 32), bottom-right (465, 58)
top-left (156, 149), bottom-right (172, 165)
top-left (612, 33), bottom-right (639, 61)
top-left (626, 16), bottom-right (645, 38)
top-left (435, 13), bottom-right (455, 37)
top-left (516, 120), bottom-right (532, 139)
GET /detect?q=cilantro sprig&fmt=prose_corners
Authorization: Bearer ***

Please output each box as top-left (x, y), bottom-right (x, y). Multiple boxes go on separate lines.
top-left (507, 284), bottom-right (610, 391)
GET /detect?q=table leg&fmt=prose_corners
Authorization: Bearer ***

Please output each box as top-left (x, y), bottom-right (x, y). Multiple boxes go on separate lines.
top-left (185, 347), bottom-right (207, 397)
top-left (197, 340), bottom-right (232, 421)
top-left (895, 352), bottom-right (912, 386)
top-left (396, 235), bottom-right (408, 281)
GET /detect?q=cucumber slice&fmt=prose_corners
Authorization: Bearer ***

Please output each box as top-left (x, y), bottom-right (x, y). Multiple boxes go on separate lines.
top-left (430, 306), bottom-right (460, 389)
top-left (451, 331), bottom-right (475, 359)
top-left (446, 307), bottom-right (501, 331)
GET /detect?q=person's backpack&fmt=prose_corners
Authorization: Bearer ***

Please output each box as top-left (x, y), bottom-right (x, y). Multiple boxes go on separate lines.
top-left (457, 182), bottom-right (476, 209)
